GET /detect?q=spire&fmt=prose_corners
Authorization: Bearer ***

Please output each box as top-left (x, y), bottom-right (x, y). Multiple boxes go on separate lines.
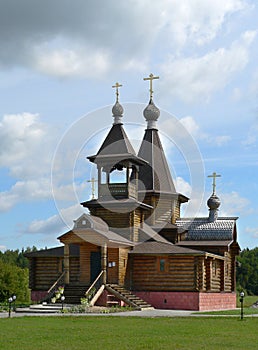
top-left (112, 82), bottom-right (124, 125)
top-left (138, 73), bottom-right (176, 194)
top-left (207, 172), bottom-right (221, 222)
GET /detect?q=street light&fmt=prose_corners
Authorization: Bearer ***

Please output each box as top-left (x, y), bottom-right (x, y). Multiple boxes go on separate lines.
top-left (61, 295), bottom-right (65, 313)
top-left (12, 295), bottom-right (16, 312)
top-left (8, 294), bottom-right (17, 317)
top-left (239, 291), bottom-right (245, 320)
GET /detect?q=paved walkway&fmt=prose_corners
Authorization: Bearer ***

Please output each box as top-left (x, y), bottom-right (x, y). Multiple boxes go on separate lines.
top-left (1, 308), bottom-right (257, 318)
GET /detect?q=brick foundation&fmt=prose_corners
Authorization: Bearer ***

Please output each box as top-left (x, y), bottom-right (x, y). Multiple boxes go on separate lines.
top-left (134, 291), bottom-right (236, 311)
top-left (31, 290), bottom-right (48, 303)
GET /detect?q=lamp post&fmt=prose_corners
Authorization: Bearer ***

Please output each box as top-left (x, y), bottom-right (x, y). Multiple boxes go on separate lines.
top-left (8, 294), bottom-right (17, 317)
top-left (12, 294), bottom-right (16, 312)
top-left (61, 295), bottom-right (65, 313)
top-left (239, 291), bottom-right (245, 320)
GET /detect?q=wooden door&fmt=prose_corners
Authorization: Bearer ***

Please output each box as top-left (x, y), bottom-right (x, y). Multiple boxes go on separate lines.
top-left (90, 251), bottom-right (101, 283)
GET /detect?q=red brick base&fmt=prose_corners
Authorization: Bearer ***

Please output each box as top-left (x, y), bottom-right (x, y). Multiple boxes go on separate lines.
top-left (134, 291), bottom-right (236, 311)
top-left (31, 290), bottom-right (48, 303)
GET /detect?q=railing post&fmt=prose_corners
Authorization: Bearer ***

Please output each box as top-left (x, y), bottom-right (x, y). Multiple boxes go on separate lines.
top-left (102, 243), bottom-right (107, 284)
top-left (64, 244), bottom-right (70, 284)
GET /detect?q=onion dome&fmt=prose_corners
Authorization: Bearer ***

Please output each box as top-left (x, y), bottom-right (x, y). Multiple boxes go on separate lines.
top-left (207, 193), bottom-right (221, 210)
top-left (143, 99), bottom-right (160, 129)
top-left (112, 101), bottom-right (124, 124)
top-left (207, 193), bottom-right (221, 222)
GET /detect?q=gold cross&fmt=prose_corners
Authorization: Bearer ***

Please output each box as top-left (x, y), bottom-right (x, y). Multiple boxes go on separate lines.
top-left (143, 73), bottom-right (159, 99)
top-left (112, 82), bottom-right (123, 102)
top-left (87, 177), bottom-right (98, 199)
top-left (208, 172), bottom-right (221, 194)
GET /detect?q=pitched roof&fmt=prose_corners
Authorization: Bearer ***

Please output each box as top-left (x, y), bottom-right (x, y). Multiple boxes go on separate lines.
top-left (130, 241), bottom-right (211, 256)
top-left (58, 213), bottom-right (134, 248)
top-left (137, 129), bottom-right (177, 194)
top-left (176, 217), bottom-right (238, 241)
top-left (24, 244), bottom-right (80, 258)
top-left (82, 198), bottom-right (152, 211)
top-left (138, 222), bottom-right (170, 243)
top-left (176, 240), bottom-right (233, 247)
top-left (88, 124), bottom-right (135, 161)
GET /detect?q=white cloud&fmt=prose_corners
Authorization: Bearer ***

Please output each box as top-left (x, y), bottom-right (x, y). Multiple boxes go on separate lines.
top-left (214, 135), bottom-right (232, 146)
top-left (25, 204), bottom-right (85, 235)
top-left (161, 0), bottom-right (247, 47)
top-left (175, 177), bottom-right (192, 197)
top-left (35, 46), bottom-right (111, 78)
top-left (245, 226), bottom-right (258, 238)
top-left (0, 0), bottom-right (250, 77)
top-left (220, 191), bottom-right (251, 216)
top-left (179, 116), bottom-right (203, 138)
top-left (0, 178), bottom-right (51, 212)
top-left (0, 113), bottom-right (53, 178)
top-left (242, 121), bottom-right (258, 147)
top-left (0, 245), bottom-right (7, 252)
top-left (160, 30), bottom-right (257, 103)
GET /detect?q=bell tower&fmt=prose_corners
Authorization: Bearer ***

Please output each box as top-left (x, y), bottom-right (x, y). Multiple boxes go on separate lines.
top-left (82, 83), bottom-right (151, 242)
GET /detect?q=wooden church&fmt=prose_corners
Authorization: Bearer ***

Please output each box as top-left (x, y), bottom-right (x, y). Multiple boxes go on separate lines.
top-left (26, 76), bottom-right (240, 311)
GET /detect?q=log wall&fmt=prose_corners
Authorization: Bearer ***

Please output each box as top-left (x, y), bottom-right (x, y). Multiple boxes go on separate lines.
top-left (131, 255), bottom-right (196, 291)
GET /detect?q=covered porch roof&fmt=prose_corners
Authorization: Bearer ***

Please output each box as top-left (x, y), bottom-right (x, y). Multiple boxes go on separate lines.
top-left (58, 213), bottom-right (134, 248)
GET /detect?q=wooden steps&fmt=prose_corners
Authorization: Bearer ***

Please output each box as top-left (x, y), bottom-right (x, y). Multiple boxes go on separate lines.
top-left (63, 283), bottom-right (89, 304)
top-left (106, 284), bottom-right (154, 310)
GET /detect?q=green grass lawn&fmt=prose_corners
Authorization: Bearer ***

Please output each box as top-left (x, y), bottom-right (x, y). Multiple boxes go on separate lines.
top-left (0, 316), bottom-right (257, 350)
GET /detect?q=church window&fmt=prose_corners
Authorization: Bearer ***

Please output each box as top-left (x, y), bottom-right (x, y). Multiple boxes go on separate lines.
top-left (160, 259), bottom-right (165, 272)
top-left (157, 257), bottom-right (167, 272)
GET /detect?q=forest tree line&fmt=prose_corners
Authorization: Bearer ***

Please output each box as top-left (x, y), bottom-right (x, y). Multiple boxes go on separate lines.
top-left (0, 246), bottom-right (257, 302)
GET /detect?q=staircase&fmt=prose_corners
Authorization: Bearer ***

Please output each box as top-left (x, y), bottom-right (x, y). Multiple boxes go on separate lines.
top-left (106, 284), bottom-right (154, 310)
top-left (63, 283), bottom-right (89, 304)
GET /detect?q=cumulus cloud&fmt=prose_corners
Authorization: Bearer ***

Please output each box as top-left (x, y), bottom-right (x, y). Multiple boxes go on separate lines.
top-left (0, 179), bottom-right (51, 212)
top-left (160, 30), bottom-right (257, 103)
top-left (25, 204), bottom-right (85, 235)
top-left (0, 113), bottom-right (53, 178)
top-left (245, 227), bottom-right (258, 238)
top-left (0, 113), bottom-right (54, 211)
top-left (0, 0), bottom-right (249, 77)
top-left (175, 177), bottom-right (192, 197)
top-left (220, 191), bottom-right (251, 216)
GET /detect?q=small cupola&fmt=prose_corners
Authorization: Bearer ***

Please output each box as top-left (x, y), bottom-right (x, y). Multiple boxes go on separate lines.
top-left (207, 172), bottom-right (221, 222)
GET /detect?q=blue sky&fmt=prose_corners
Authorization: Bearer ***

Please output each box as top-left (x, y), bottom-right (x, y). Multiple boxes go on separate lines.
top-left (0, 0), bottom-right (257, 251)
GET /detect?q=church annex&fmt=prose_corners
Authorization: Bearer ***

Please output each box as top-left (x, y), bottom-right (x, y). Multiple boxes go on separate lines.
top-left (26, 75), bottom-right (240, 311)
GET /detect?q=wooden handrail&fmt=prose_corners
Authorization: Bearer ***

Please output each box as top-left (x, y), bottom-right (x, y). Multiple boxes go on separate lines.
top-left (85, 270), bottom-right (104, 296)
top-left (47, 271), bottom-right (65, 294)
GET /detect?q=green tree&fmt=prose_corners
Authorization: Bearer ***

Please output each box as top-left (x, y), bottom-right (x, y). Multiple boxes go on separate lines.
top-left (0, 261), bottom-right (30, 302)
top-left (237, 247), bottom-right (258, 295)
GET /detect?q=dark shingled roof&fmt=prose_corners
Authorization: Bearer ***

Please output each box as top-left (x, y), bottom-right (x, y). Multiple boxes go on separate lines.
top-left (137, 129), bottom-right (177, 194)
top-left (138, 223), bottom-right (170, 243)
top-left (176, 217), bottom-right (238, 241)
top-left (130, 241), bottom-right (208, 255)
top-left (176, 240), bottom-right (233, 247)
top-left (82, 197), bottom-right (152, 211)
top-left (24, 244), bottom-right (80, 258)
